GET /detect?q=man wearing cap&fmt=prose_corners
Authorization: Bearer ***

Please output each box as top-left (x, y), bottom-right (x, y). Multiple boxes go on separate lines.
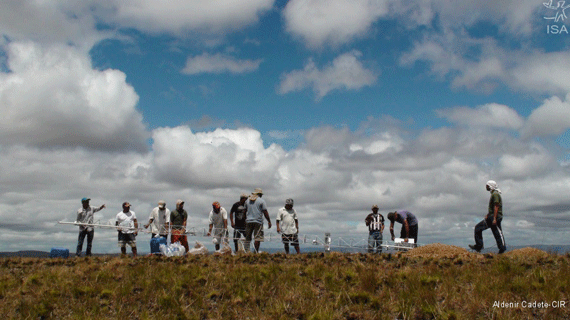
top-left (207, 202), bottom-right (228, 251)
top-left (365, 205), bottom-right (384, 253)
top-left (144, 200), bottom-right (171, 239)
top-left (244, 188), bottom-right (272, 253)
top-left (387, 210), bottom-right (418, 245)
top-left (170, 199), bottom-right (189, 254)
top-left (230, 194), bottom-right (248, 252)
top-left (115, 202), bottom-right (138, 257)
top-left (276, 198), bottom-right (300, 254)
top-left (469, 180), bottom-right (507, 254)
top-left (75, 198), bottom-right (106, 257)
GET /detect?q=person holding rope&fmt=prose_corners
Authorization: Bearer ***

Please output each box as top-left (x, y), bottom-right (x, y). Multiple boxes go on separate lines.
top-left (207, 201), bottom-right (228, 251)
top-left (243, 188), bottom-right (272, 253)
top-left (230, 193), bottom-right (248, 252)
top-left (170, 199), bottom-right (189, 254)
top-left (365, 205), bottom-right (384, 253)
top-left (276, 198), bottom-right (300, 254)
top-left (116, 202), bottom-right (138, 257)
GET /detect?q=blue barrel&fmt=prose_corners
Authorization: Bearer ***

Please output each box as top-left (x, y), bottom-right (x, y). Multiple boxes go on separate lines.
top-left (49, 247), bottom-right (69, 258)
top-left (150, 237), bottom-right (167, 254)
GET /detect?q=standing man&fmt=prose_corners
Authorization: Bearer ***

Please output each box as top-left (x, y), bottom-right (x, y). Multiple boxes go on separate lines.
top-left (470, 180), bottom-right (507, 254)
top-left (115, 202), bottom-right (138, 257)
top-left (365, 205), bottom-right (384, 253)
top-left (387, 210), bottom-right (419, 245)
top-left (230, 193), bottom-right (248, 252)
top-left (144, 200), bottom-right (171, 239)
top-left (244, 188), bottom-right (272, 253)
top-left (170, 199), bottom-right (189, 254)
top-left (276, 198), bottom-right (300, 254)
top-left (207, 201), bottom-right (228, 251)
top-left (75, 197), bottom-right (106, 257)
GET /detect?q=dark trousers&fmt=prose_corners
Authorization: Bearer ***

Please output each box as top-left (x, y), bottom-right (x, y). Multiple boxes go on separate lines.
top-left (76, 229), bottom-right (94, 256)
top-left (400, 224), bottom-right (418, 245)
top-left (474, 216), bottom-right (506, 251)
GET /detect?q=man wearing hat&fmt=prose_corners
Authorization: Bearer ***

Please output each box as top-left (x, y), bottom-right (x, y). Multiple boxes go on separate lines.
top-left (243, 188), bottom-right (272, 253)
top-left (387, 210), bottom-right (418, 245)
top-left (469, 180), bottom-right (507, 254)
top-left (207, 202), bottom-right (228, 251)
top-left (230, 194), bottom-right (248, 252)
top-left (144, 200), bottom-right (171, 239)
top-left (276, 198), bottom-right (300, 254)
top-left (365, 205), bottom-right (384, 253)
top-left (75, 198), bottom-right (106, 257)
top-left (170, 199), bottom-right (189, 254)
top-left (115, 202), bottom-right (138, 257)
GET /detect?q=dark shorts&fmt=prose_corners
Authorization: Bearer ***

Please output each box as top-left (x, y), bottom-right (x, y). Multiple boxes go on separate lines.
top-left (282, 234), bottom-right (299, 246)
top-left (233, 229), bottom-right (246, 239)
top-left (118, 232), bottom-right (136, 247)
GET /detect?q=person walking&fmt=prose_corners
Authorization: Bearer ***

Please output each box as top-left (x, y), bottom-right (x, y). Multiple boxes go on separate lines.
top-left (276, 198), bottom-right (300, 254)
top-left (75, 197), bottom-right (106, 257)
top-left (207, 201), bottom-right (228, 251)
top-left (243, 188), bottom-right (272, 253)
top-left (365, 205), bottom-right (384, 253)
top-left (116, 202), bottom-right (138, 257)
top-left (230, 194), bottom-right (248, 252)
top-left (469, 180), bottom-right (507, 254)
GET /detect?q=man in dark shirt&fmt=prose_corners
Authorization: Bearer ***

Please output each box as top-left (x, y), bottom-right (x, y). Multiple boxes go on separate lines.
top-left (470, 180), bottom-right (507, 254)
top-left (365, 205), bottom-right (384, 253)
top-left (230, 193), bottom-right (248, 252)
top-left (170, 199), bottom-right (189, 254)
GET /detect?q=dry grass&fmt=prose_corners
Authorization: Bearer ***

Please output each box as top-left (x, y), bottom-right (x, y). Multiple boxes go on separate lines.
top-left (1, 251), bottom-right (569, 319)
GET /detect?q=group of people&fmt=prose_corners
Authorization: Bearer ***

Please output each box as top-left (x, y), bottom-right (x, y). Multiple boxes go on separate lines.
top-left (75, 180), bottom-right (507, 257)
top-left (75, 188), bottom-right (301, 257)
top-left (363, 179), bottom-right (507, 254)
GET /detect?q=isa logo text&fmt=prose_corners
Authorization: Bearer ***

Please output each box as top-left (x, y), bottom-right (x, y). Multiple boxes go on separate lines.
top-left (544, 0), bottom-right (570, 34)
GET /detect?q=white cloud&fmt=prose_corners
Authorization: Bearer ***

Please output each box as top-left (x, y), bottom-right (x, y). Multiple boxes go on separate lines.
top-left (437, 103), bottom-right (525, 130)
top-left (278, 51), bottom-right (377, 100)
top-left (521, 94), bottom-right (570, 138)
top-left (283, 0), bottom-right (389, 48)
top-left (100, 0), bottom-right (275, 36)
top-left (0, 41), bottom-right (147, 151)
top-left (182, 53), bottom-right (263, 75)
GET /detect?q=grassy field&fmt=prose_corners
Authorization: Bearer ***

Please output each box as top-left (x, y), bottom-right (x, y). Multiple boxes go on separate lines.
top-left (1, 245), bottom-right (568, 319)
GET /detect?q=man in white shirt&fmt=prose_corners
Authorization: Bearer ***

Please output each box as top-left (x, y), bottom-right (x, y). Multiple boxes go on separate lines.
top-left (75, 197), bottom-right (106, 257)
top-left (276, 198), bottom-right (300, 254)
top-left (116, 202), bottom-right (138, 257)
top-left (207, 201), bottom-right (228, 251)
top-left (144, 200), bottom-right (171, 239)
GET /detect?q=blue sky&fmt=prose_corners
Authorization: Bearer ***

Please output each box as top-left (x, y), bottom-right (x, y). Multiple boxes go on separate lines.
top-left (1, 0), bottom-right (570, 253)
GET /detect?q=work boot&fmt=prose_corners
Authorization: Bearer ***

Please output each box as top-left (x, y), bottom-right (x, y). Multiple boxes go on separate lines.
top-left (469, 244), bottom-right (482, 253)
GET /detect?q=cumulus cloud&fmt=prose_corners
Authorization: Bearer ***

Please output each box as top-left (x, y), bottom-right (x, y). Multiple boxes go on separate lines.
top-left (400, 23), bottom-right (570, 97)
top-left (98, 0), bottom-right (275, 36)
top-left (182, 53), bottom-right (263, 75)
top-left (283, 0), bottom-right (389, 48)
top-left (0, 42), bottom-right (148, 151)
top-left (437, 103), bottom-right (525, 130)
top-left (1, 117), bottom-right (570, 252)
top-left (278, 51), bottom-right (377, 100)
top-left (520, 94), bottom-right (570, 138)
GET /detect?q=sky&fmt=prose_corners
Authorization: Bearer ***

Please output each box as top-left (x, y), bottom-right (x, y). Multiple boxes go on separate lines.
top-left (1, 0), bottom-right (570, 254)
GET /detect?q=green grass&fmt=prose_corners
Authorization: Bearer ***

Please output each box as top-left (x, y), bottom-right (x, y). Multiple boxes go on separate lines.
top-left (0, 252), bottom-right (568, 319)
